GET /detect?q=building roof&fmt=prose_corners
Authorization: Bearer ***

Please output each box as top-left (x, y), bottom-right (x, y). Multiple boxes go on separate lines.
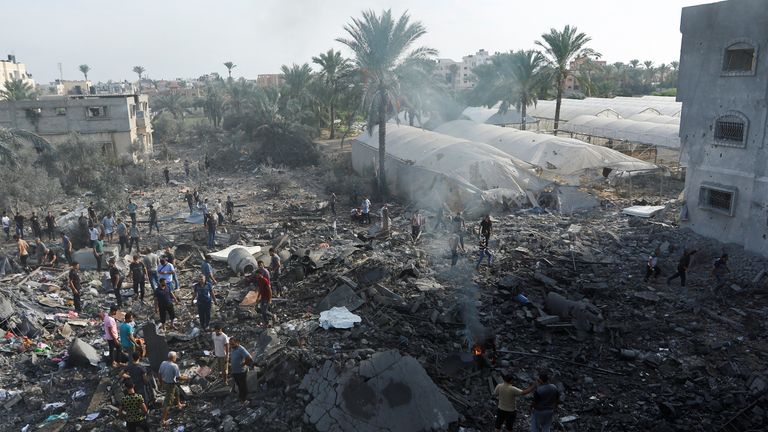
top-left (559, 115), bottom-right (680, 149)
top-left (434, 120), bottom-right (658, 181)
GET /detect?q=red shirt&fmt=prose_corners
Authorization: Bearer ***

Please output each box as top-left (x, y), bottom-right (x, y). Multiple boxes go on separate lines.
top-left (256, 273), bottom-right (272, 303)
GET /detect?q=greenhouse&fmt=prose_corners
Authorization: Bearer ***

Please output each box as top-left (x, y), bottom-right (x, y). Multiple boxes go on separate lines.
top-left (559, 115), bottom-right (681, 149)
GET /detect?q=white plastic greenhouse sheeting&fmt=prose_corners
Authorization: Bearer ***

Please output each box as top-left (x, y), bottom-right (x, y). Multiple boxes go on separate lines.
top-left (353, 125), bottom-right (549, 199)
top-left (627, 113), bottom-right (681, 125)
top-left (560, 115), bottom-right (680, 149)
top-left (433, 120), bottom-right (658, 180)
top-left (460, 107), bottom-right (538, 125)
top-left (524, 96), bottom-right (682, 120)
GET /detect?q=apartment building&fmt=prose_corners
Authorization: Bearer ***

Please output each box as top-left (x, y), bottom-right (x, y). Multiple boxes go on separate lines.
top-left (0, 55), bottom-right (35, 89)
top-left (434, 49), bottom-right (491, 90)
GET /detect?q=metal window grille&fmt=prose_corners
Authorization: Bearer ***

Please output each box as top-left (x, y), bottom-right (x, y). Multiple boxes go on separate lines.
top-left (715, 117), bottom-right (744, 143)
top-left (724, 49), bottom-right (754, 72)
top-left (699, 186), bottom-right (734, 215)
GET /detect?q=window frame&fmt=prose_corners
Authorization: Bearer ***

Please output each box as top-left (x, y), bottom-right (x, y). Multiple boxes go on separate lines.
top-left (721, 38), bottom-right (758, 76)
top-left (712, 111), bottom-right (748, 148)
top-left (85, 106), bottom-right (109, 119)
top-left (698, 183), bottom-right (737, 216)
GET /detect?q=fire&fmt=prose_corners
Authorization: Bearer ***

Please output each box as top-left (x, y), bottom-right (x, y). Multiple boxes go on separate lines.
top-left (472, 344), bottom-right (484, 356)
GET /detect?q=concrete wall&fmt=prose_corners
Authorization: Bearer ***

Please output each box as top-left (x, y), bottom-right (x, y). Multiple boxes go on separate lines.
top-left (678, 0), bottom-right (768, 255)
top-left (0, 94), bottom-right (153, 160)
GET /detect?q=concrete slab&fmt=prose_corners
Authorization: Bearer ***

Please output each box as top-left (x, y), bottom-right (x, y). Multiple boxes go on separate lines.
top-left (316, 284), bottom-right (364, 312)
top-left (67, 338), bottom-right (100, 367)
top-left (142, 322), bottom-right (169, 372)
top-left (622, 205), bottom-right (666, 218)
top-left (300, 350), bottom-right (459, 431)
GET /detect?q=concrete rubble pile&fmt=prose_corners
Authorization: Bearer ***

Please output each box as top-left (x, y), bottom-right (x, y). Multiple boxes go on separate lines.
top-left (0, 159), bottom-right (767, 432)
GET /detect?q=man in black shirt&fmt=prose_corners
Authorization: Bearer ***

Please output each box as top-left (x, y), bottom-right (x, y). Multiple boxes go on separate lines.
top-left (45, 212), bottom-right (56, 241)
top-left (109, 257), bottom-right (124, 307)
top-left (121, 351), bottom-right (154, 409)
top-left (14, 212), bottom-right (24, 238)
top-left (148, 205), bottom-right (159, 234)
top-left (480, 215), bottom-right (492, 245)
top-left (30, 212), bottom-right (42, 239)
top-left (129, 255), bottom-right (149, 302)
top-left (163, 167), bottom-right (170, 186)
top-left (667, 249), bottom-right (697, 291)
top-left (68, 262), bottom-right (82, 312)
top-left (530, 371), bottom-right (560, 432)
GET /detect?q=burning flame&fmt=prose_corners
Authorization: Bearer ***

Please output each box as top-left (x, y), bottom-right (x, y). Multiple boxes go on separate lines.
top-left (472, 344), bottom-right (484, 356)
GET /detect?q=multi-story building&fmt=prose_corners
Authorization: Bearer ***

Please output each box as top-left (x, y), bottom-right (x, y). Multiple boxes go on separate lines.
top-left (434, 49), bottom-right (491, 90)
top-left (0, 55), bottom-right (35, 89)
top-left (0, 94), bottom-right (153, 162)
top-left (677, 0), bottom-right (768, 255)
top-left (256, 74), bottom-right (284, 88)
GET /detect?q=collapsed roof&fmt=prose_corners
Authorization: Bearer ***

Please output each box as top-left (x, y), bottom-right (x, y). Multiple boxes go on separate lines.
top-left (433, 120), bottom-right (658, 182)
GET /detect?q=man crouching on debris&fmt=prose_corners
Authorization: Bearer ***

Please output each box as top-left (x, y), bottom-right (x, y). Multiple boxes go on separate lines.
top-left (229, 338), bottom-right (252, 405)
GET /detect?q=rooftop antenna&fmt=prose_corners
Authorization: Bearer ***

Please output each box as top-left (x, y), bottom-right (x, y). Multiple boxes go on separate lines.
top-left (58, 62), bottom-right (63, 82)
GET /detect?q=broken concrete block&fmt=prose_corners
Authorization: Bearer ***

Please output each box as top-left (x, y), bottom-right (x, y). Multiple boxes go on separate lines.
top-left (316, 283), bottom-right (364, 312)
top-left (534, 271), bottom-right (557, 288)
top-left (142, 322), bottom-right (169, 372)
top-left (67, 338), bottom-right (100, 368)
top-left (300, 350), bottom-right (459, 432)
top-left (545, 292), bottom-right (604, 332)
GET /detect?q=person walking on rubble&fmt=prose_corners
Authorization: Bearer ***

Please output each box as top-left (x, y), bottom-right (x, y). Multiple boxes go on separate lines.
top-left (211, 325), bottom-right (229, 383)
top-left (201, 254), bottom-right (218, 285)
top-left (206, 211), bottom-right (218, 249)
top-left (93, 234), bottom-right (104, 272)
top-left (184, 159), bottom-right (190, 178)
top-left (192, 274), bottom-right (216, 330)
top-left (411, 209), bottom-right (425, 242)
top-left (185, 190), bottom-right (194, 215)
top-left (87, 202), bottom-right (97, 225)
top-left (480, 215), bottom-right (493, 246)
top-left (68, 261), bottom-right (82, 312)
top-left (248, 262), bottom-right (273, 327)
top-left (225, 195), bottom-right (235, 222)
top-left (61, 232), bottom-right (73, 264)
top-left (2, 211), bottom-right (10, 241)
top-left (476, 238), bottom-right (493, 271)
top-left (14, 211), bottom-right (25, 239)
top-left (116, 218), bottom-right (128, 255)
top-left (34, 238), bottom-right (46, 266)
top-left (45, 211), bottom-right (56, 241)
top-left (434, 203), bottom-right (448, 232)
top-left (144, 250), bottom-right (159, 291)
top-left (493, 372), bottom-right (535, 432)
top-left (102, 212), bottom-right (116, 243)
top-left (711, 253), bottom-right (731, 297)
top-left (121, 352), bottom-right (153, 412)
top-left (30, 211), bottom-right (42, 239)
top-left (330, 192), bottom-right (337, 216)
top-left (103, 304), bottom-right (122, 367)
top-left (361, 195), bottom-right (371, 225)
top-left (216, 198), bottom-right (225, 225)
top-left (449, 234), bottom-right (461, 267)
top-left (127, 198), bottom-right (138, 225)
top-left (163, 167), bottom-right (170, 186)
top-left (667, 249), bottom-right (697, 293)
top-left (229, 338), bottom-right (253, 405)
top-left (120, 381), bottom-right (150, 432)
top-left (129, 221), bottom-right (141, 254)
top-left (148, 204), bottom-right (159, 234)
top-left (88, 223), bottom-right (100, 248)
top-left (14, 234), bottom-right (29, 271)
top-left (154, 278), bottom-right (178, 331)
top-left (120, 311), bottom-right (138, 359)
top-left (268, 248), bottom-right (282, 296)
top-left (130, 254), bottom-right (149, 302)
top-left (164, 246), bottom-right (179, 291)
top-left (529, 371), bottom-right (560, 432)
top-left (159, 351), bottom-right (187, 426)
top-left (158, 256), bottom-right (176, 291)
top-left (643, 247), bottom-right (661, 282)
top-left (452, 212), bottom-right (466, 252)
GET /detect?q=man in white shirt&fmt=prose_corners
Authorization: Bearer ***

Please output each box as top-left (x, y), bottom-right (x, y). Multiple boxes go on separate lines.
top-left (89, 225), bottom-right (100, 248)
top-left (211, 325), bottom-right (229, 383)
top-left (1, 211), bottom-right (10, 241)
top-left (157, 257), bottom-right (176, 290)
top-left (361, 196), bottom-right (371, 225)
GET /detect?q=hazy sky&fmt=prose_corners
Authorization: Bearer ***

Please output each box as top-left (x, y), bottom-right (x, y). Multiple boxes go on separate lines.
top-left (2, 0), bottom-right (707, 83)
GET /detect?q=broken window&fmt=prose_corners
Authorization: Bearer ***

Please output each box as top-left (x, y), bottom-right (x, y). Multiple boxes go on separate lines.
top-left (722, 41), bottom-right (757, 75)
top-left (86, 106), bottom-right (108, 118)
top-left (714, 113), bottom-right (747, 147)
top-left (699, 185), bottom-right (736, 216)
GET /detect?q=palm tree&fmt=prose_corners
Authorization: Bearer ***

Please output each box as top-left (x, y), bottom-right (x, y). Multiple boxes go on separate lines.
top-left (337, 9), bottom-right (436, 197)
top-left (153, 93), bottom-right (190, 119)
top-left (472, 50), bottom-right (550, 130)
top-left (0, 127), bottom-right (52, 167)
top-left (536, 25), bottom-right (597, 135)
top-left (223, 61), bottom-right (237, 79)
top-left (132, 66), bottom-right (146, 81)
top-left (79, 64), bottom-right (90, 81)
top-left (643, 60), bottom-right (655, 85)
top-left (629, 59), bottom-right (640, 69)
top-left (657, 63), bottom-right (670, 85)
top-left (0, 79), bottom-right (37, 101)
top-left (312, 49), bottom-right (353, 139)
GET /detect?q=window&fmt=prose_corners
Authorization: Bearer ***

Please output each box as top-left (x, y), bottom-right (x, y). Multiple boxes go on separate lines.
top-left (130, 104), bottom-right (136, 118)
top-left (55, 107), bottom-right (66, 116)
top-left (86, 106), bottom-right (108, 118)
top-left (722, 39), bottom-right (758, 75)
top-left (713, 112), bottom-right (748, 147)
top-left (699, 184), bottom-right (736, 216)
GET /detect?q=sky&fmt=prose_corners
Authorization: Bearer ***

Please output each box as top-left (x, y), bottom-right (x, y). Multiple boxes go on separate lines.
top-left (2, 0), bottom-right (707, 84)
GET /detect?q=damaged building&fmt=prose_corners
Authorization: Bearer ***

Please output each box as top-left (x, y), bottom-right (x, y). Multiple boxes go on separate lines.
top-left (677, 0), bottom-right (768, 256)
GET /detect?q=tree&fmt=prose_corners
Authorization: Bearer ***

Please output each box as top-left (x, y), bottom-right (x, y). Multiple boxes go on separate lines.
top-left (79, 64), bottom-right (90, 81)
top-left (629, 59), bottom-right (640, 68)
top-left (643, 60), bottom-right (655, 85)
top-left (337, 9), bottom-right (436, 197)
top-left (223, 61), bottom-right (237, 79)
top-left (0, 78), bottom-right (37, 101)
top-left (536, 25), bottom-right (597, 135)
top-left (0, 127), bottom-right (52, 167)
top-left (279, 63), bottom-right (322, 128)
top-left (472, 50), bottom-right (550, 130)
top-left (312, 49), bottom-right (353, 139)
top-left (153, 93), bottom-right (190, 119)
top-left (657, 63), bottom-right (670, 85)
top-left (132, 66), bottom-right (145, 81)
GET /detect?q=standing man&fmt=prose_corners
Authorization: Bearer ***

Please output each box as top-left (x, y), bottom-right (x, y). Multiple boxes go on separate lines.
top-left (254, 264), bottom-right (272, 327)
top-left (183, 159), bottom-right (190, 178)
top-left (14, 211), bottom-right (25, 238)
top-left (410, 209), bottom-right (424, 243)
top-left (68, 261), bottom-right (82, 313)
top-left (159, 351), bottom-right (187, 426)
top-left (452, 212), bottom-right (466, 252)
top-left (92, 234), bottom-right (104, 273)
top-left (157, 257), bottom-right (176, 291)
top-left (225, 195), bottom-right (235, 222)
top-left (109, 257), bottom-right (124, 307)
top-left (211, 325), bottom-right (229, 384)
top-left (148, 205), bottom-right (159, 234)
top-left (480, 215), bottom-right (493, 246)
top-left (127, 199), bottom-right (138, 225)
top-left (116, 218), bottom-right (128, 255)
top-left (200, 199), bottom-right (210, 226)
top-left (1, 211), bottom-right (10, 241)
top-left (88, 224), bottom-right (101, 248)
top-left (206, 212), bottom-right (217, 249)
top-left (163, 246), bottom-right (178, 290)
top-left (120, 381), bottom-right (150, 432)
top-left (330, 192), bottom-right (337, 216)
top-left (493, 372), bottom-right (535, 432)
top-left (128, 221), bottom-right (140, 254)
top-left (201, 254), bottom-right (217, 285)
top-left (102, 212), bottom-right (116, 243)
top-left (143, 250), bottom-right (159, 290)
top-left (45, 211), bottom-right (56, 241)
top-left (154, 279), bottom-right (178, 331)
top-left (529, 371), bottom-right (560, 432)
top-left (449, 234), bottom-right (460, 267)
top-left (433, 203), bottom-right (447, 231)
top-left (185, 190), bottom-right (194, 215)
top-left (61, 232), bottom-right (73, 264)
top-left (268, 248), bottom-right (282, 296)
top-left (215, 198), bottom-right (224, 225)
top-left (163, 167), bottom-right (170, 186)
top-left (87, 202), bottom-right (97, 224)
top-left (30, 212), bottom-right (42, 240)
top-left (192, 274), bottom-right (215, 330)
top-left (667, 249), bottom-right (697, 292)
top-left (644, 247), bottom-right (661, 282)
top-left (712, 253), bottom-right (731, 294)
top-left (120, 312), bottom-right (138, 359)
top-left (361, 195), bottom-right (371, 225)
top-left (129, 255), bottom-right (149, 302)
top-left (121, 352), bottom-right (152, 412)
top-left (14, 234), bottom-right (29, 271)
top-left (476, 239), bottom-right (493, 271)
top-left (103, 305), bottom-right (122, 367)
top-left (229, 338), bottom-right (252, 405)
